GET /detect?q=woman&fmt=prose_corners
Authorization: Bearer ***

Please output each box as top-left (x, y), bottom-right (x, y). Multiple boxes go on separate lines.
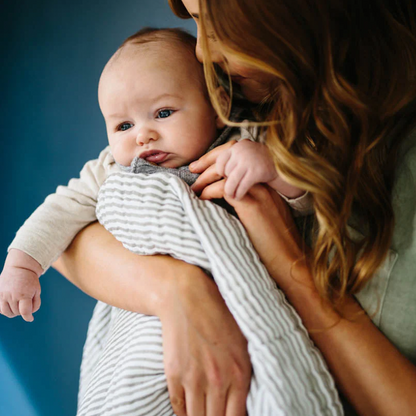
top-left (54, 0), bottom-right (416, 415)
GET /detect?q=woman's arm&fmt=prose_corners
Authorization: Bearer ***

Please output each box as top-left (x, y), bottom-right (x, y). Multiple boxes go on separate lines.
top-left (53, 221), bottom-right (251, 416)
top-left (53, 221), bottom-right (186, 316)
top-left (223, 185), bottom-right (416, 416)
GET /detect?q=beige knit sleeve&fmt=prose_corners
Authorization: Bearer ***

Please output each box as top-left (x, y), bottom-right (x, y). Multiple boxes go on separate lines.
top-left (277, 191), bottom-right (314, 216)
top-left (8, 146), bottom-right (116, 272)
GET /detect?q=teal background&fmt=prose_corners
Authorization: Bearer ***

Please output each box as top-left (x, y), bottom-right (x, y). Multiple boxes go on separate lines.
top-left (0, 1), bottom-right (194, 415)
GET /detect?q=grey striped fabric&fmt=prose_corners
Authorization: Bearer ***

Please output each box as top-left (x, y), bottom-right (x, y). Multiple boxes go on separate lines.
top-left (77, 172), bottom-right (343, 416)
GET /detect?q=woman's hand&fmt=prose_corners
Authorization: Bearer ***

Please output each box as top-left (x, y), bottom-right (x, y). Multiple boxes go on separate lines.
top-left (202, 183), bottom-right (416, 416)
top-left (160, 267), bottom-right (251, 416)
top-left (54, 222), bottom-right (251, 416)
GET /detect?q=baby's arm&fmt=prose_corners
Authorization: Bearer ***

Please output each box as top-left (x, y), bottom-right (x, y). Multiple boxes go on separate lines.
top-left (1, 147), bottom-right (114, 321)
top-left (0, 249), bottom-right (43, 322)
top-left (216, 139), bottom-right (304, 200)
top-left (8, 146), bottom-right (113, 272)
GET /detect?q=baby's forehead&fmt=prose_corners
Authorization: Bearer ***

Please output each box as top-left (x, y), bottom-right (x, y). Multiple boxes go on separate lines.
top-left (98, 39), bottom-right (206, 103)
top-left (113, 40), bottom-right (198, 72)
top-left (100, 39), bottom-right (205, 93)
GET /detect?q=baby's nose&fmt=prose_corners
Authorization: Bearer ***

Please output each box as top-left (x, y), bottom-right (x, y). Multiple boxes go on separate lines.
top-left (136, 128), bottom-right (159, 146)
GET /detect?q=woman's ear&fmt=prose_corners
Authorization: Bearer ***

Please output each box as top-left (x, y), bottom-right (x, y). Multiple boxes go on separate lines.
top-left (214, 86), bottom-right (230, 129)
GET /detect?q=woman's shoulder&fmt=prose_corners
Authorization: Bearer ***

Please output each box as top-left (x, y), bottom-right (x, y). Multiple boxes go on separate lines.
top-left (370, 127), bottom-right (416, 363)
top-left (395, 128), bottom-right (416, 178)
top-left (354, 128), bottom-right (416, 364)
top-left (391, 128), bottom-right (416, 249)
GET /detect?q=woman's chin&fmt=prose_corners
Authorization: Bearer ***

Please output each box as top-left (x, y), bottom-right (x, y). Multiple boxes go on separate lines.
top-left (242, 88), bottom-right (267, 103)
top-left (240, 81), bottom-right (271, 103)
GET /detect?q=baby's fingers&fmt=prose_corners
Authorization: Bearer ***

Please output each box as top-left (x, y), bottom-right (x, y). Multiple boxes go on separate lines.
top-left (19, 299), bottom-right (34, 322)
top-left (191, 164), bottom-right (222, 194)
top-left (0, 301), bottom-right (17, 319)
top-left (234, 174), bottom-right (257, 201)
top-left (216, 149), bottom-right (232, 177)
top-left (225, 168), bottom-right (247, 199)
top-left (8, 298), bottom-right (20, 316)
top-left (33, 291), bottom-right (41, 313)
top-left (190, 140), bottom-right (237, 174)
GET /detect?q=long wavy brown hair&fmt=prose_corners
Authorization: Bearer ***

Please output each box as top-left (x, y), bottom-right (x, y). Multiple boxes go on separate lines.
top-left (169, 0), bottom-right (416, 308)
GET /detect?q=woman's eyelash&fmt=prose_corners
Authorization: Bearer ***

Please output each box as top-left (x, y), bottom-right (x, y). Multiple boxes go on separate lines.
top-left (207, 32), bottom-right (217, 42)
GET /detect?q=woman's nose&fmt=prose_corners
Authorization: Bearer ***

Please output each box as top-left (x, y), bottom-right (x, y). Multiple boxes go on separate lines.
top-left (136, 128), bottom-right (159, 146)
top-left (196, 35), bottom-right (222, 64)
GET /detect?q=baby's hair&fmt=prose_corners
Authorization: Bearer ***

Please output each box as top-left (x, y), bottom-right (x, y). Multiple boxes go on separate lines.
top-left (117, 27), bottom-right (208, 95)
top-left (120, 27), bottom-right (196, 54)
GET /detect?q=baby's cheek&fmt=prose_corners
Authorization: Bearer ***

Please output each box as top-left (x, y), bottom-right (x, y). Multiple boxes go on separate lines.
top-left (110, 142), bottom-right (133, 167)
top-left (174, 138), bottom-right (199, 162)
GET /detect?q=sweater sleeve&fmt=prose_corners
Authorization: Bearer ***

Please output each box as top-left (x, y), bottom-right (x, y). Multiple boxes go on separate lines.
top-left (8, 146), bottom-right (116, 272)
top-left (277, 191), bottom-right (314, 216)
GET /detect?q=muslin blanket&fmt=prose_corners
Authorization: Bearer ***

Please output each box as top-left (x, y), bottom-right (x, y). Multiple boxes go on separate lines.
top-left (76, 171), bottom-right (343, 416)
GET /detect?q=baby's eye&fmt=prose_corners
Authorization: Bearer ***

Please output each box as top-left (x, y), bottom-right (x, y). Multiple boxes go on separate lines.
top-left (156, 109), bottom-right (174, 119)
top-left (117, 122), bottom-right (133, 131)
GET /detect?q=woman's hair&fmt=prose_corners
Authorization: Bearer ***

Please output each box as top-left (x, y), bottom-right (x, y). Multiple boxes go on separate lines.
top-left (169, 0), bottom-right (416, 309)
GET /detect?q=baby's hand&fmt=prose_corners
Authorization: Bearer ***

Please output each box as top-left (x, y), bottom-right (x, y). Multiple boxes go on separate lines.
top-left (216, 139), bottom-right (303, 200)
top-left (0, 250), bottom-right (42, 322)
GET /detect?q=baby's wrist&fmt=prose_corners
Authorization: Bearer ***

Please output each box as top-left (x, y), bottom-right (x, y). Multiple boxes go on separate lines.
top-left (268, 177), bottom-right (305, 199)
top-left (5, 249), bottom-right (44, 278)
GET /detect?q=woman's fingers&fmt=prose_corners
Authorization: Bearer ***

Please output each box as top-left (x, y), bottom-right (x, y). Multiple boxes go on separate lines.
top-left (185, 387), bottom-right (205, 416)
top-left (191, 164), bottom-right (222, 194)
top-left (200, 179), bottom-right (226, 200)
top-left (206, 388), bottom-right (227, 416)
top-left (168, 381), bottom-right (187, 416)
top-left (190, 141), bottom-right (237, 174)
top-left (161, 268), bottom-right (251, 416)
top-left (225, 387), bottom-right (249, 416)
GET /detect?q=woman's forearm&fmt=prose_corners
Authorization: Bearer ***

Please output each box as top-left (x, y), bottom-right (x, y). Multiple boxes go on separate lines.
top-left (285, 274), bottom-right (416, 416)
top-left (232, 186), bottom-right (416, 415)
top-left (52, 221), bottom-right (201, 316)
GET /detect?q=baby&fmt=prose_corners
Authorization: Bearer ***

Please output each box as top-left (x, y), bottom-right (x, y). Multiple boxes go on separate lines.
top-left (0, 27), bottom-right (305, 322)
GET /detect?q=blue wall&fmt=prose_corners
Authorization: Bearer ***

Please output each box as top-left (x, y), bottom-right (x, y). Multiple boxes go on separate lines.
top-left (0, 1), bottom-right (194, 415)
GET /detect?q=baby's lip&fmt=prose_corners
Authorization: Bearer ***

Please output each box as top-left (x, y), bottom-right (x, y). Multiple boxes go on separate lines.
top-left (138, 149), bottom-right (169, 164)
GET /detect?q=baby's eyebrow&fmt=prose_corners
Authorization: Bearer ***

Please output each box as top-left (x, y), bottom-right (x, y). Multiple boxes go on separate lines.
top-left (151, 93), bottom-right (182, 103)
top-left (106, 113), bottom-right (125, 120)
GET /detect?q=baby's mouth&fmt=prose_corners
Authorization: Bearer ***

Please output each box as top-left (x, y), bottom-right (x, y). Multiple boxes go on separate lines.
top-left (139, 150), bottom-right (169, 164)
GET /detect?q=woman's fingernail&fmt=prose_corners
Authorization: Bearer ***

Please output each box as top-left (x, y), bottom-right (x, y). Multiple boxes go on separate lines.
top-left (189, 162), bottom-right (197, 171)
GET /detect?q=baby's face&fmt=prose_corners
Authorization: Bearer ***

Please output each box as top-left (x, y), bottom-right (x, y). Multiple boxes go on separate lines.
top-left (99, 42), bottom-right (220, 168)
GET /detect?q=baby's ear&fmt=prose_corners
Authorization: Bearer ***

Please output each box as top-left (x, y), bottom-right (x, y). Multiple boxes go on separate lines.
top-left (214, 86), bottom-right (230, 129)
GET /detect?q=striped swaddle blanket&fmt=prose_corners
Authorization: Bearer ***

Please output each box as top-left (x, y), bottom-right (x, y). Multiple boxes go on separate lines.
top-left (77, 171), bottom-right (343, 416)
